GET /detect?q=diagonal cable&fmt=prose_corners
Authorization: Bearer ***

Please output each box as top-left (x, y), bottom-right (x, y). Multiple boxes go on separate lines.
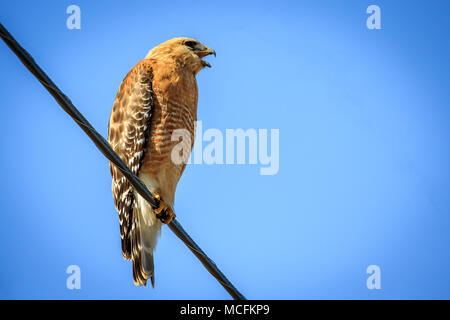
top-left (0, 22), bottom-right (246, 301)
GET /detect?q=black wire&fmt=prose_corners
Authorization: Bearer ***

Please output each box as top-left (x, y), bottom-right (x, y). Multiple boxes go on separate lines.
top-left (0, 22), bottom-right (246, 301)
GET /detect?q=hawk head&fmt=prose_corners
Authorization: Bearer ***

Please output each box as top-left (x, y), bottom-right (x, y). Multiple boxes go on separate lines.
top-left (145, 37), bottom-right (216, 75)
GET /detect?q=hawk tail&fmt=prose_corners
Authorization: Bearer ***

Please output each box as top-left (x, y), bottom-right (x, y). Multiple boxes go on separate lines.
top-left (132, 249), bottom-right (155, 287)
top-left (131, 200), bottom-right (161, 287)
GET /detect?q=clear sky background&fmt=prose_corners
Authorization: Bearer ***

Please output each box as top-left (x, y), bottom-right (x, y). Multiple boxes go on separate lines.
top-left (0, 0), bottom-right (449, 299)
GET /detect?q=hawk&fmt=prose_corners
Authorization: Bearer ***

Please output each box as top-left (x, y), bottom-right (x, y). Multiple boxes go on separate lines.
top-left (108, 38), bottom-right (215, 287)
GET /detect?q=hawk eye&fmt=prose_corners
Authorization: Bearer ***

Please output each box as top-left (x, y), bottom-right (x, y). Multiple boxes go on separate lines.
top-left (185, 41), bottom-right (198, 50)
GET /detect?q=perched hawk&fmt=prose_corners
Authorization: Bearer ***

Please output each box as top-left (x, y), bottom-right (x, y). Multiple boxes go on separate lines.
top-left (108, 38), bottom-right (215, 287)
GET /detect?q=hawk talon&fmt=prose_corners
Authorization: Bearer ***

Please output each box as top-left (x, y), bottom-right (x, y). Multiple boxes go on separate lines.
top-left (154, 194), bottom-right (176, 224)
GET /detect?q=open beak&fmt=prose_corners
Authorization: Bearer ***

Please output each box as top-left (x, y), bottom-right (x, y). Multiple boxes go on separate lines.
top-left (198, 47), bottom-right (216, 68)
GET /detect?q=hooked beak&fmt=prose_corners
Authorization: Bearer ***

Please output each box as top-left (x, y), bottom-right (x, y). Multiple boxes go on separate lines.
top-left (197, 47), bottom-right (216, 68)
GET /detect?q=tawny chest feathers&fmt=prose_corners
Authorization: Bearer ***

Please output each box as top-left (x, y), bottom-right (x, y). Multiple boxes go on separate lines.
top-left (140, 71), bottom-right (198, 177)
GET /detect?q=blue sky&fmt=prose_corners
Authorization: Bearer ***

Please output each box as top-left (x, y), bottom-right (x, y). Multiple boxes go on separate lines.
top-left (0, 0), bottom-right (449, 299)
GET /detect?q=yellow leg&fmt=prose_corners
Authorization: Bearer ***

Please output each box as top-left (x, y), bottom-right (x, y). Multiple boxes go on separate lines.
top-left (153, 194), bottom-right (176, 224)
